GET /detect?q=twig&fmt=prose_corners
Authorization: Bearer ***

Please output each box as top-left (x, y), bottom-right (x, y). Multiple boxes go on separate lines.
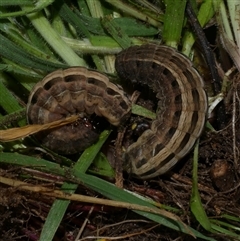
top-left (185, 1), bottom-right (221, 94)
top-left (186, 0), bottom-right (226, 128)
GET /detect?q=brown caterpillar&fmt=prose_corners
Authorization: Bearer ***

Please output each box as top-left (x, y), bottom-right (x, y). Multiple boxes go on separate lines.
top-left (115, 44), bottom-right (208, 179)
top-left (27, 67), bottom-right (131, 154)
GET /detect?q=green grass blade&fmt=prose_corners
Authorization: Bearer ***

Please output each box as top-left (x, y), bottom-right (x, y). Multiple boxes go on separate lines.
top-left (0, 74), bottom-right (23, 113)
top-left (191, 140), bottom-right (212, 231)
top-left (88, 152), bottom-right (115, 178)
top-left (211, 219), bottom-right (240, 232)
top-left (0, 22), bottom-right (62, 65)
top-left (0, 60), bottom-right (42, 80)
top-left (210, 223), bottom-right (240, 240)
top-left (0, 108), bottom-right (25, 127)
top-left (23, 7), bottom-right (87, 67)
top-left (132, 104), bottom-right (156, 119)
top-left (105, 0), bottom-right (161, 28)
top-left (38, 183), bottom-right (76, 241)
top-left (0, 0), bottom-right (32, 6)
top-left (72, 130), bottom-right (111, 173)
top-left (39, 130), bottom-right (110, 241)
top-left (101, 15), bottom-right (132, 49)
top-left (0, 33), bottom-right (67, 71)
top-left (0, 0), bottom-right (55, 18)
top-left (114, 17), bottom-right (158, 36)
top-left (163, 0), bottom-right (187, 47)
top-left (59, 3), bottom-right (91, 38)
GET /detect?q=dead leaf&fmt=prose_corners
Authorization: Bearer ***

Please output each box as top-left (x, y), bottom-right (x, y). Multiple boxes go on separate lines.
top-left (0, 115), bottom-right (79, 142)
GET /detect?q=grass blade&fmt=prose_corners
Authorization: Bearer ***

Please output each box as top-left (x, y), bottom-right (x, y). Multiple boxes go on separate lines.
top-left (39, 130), bottom-right (110, 241)
top-left (191, 140), bottom-right (212, 231)
top-left (23, 6), bottom-right (87, 67)
top-left (163, 0), bottom-right (187, 48)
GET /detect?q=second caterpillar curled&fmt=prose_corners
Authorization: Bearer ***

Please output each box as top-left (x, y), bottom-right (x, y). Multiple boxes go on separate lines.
top-left (115, 44), bottom-right (208, 179)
